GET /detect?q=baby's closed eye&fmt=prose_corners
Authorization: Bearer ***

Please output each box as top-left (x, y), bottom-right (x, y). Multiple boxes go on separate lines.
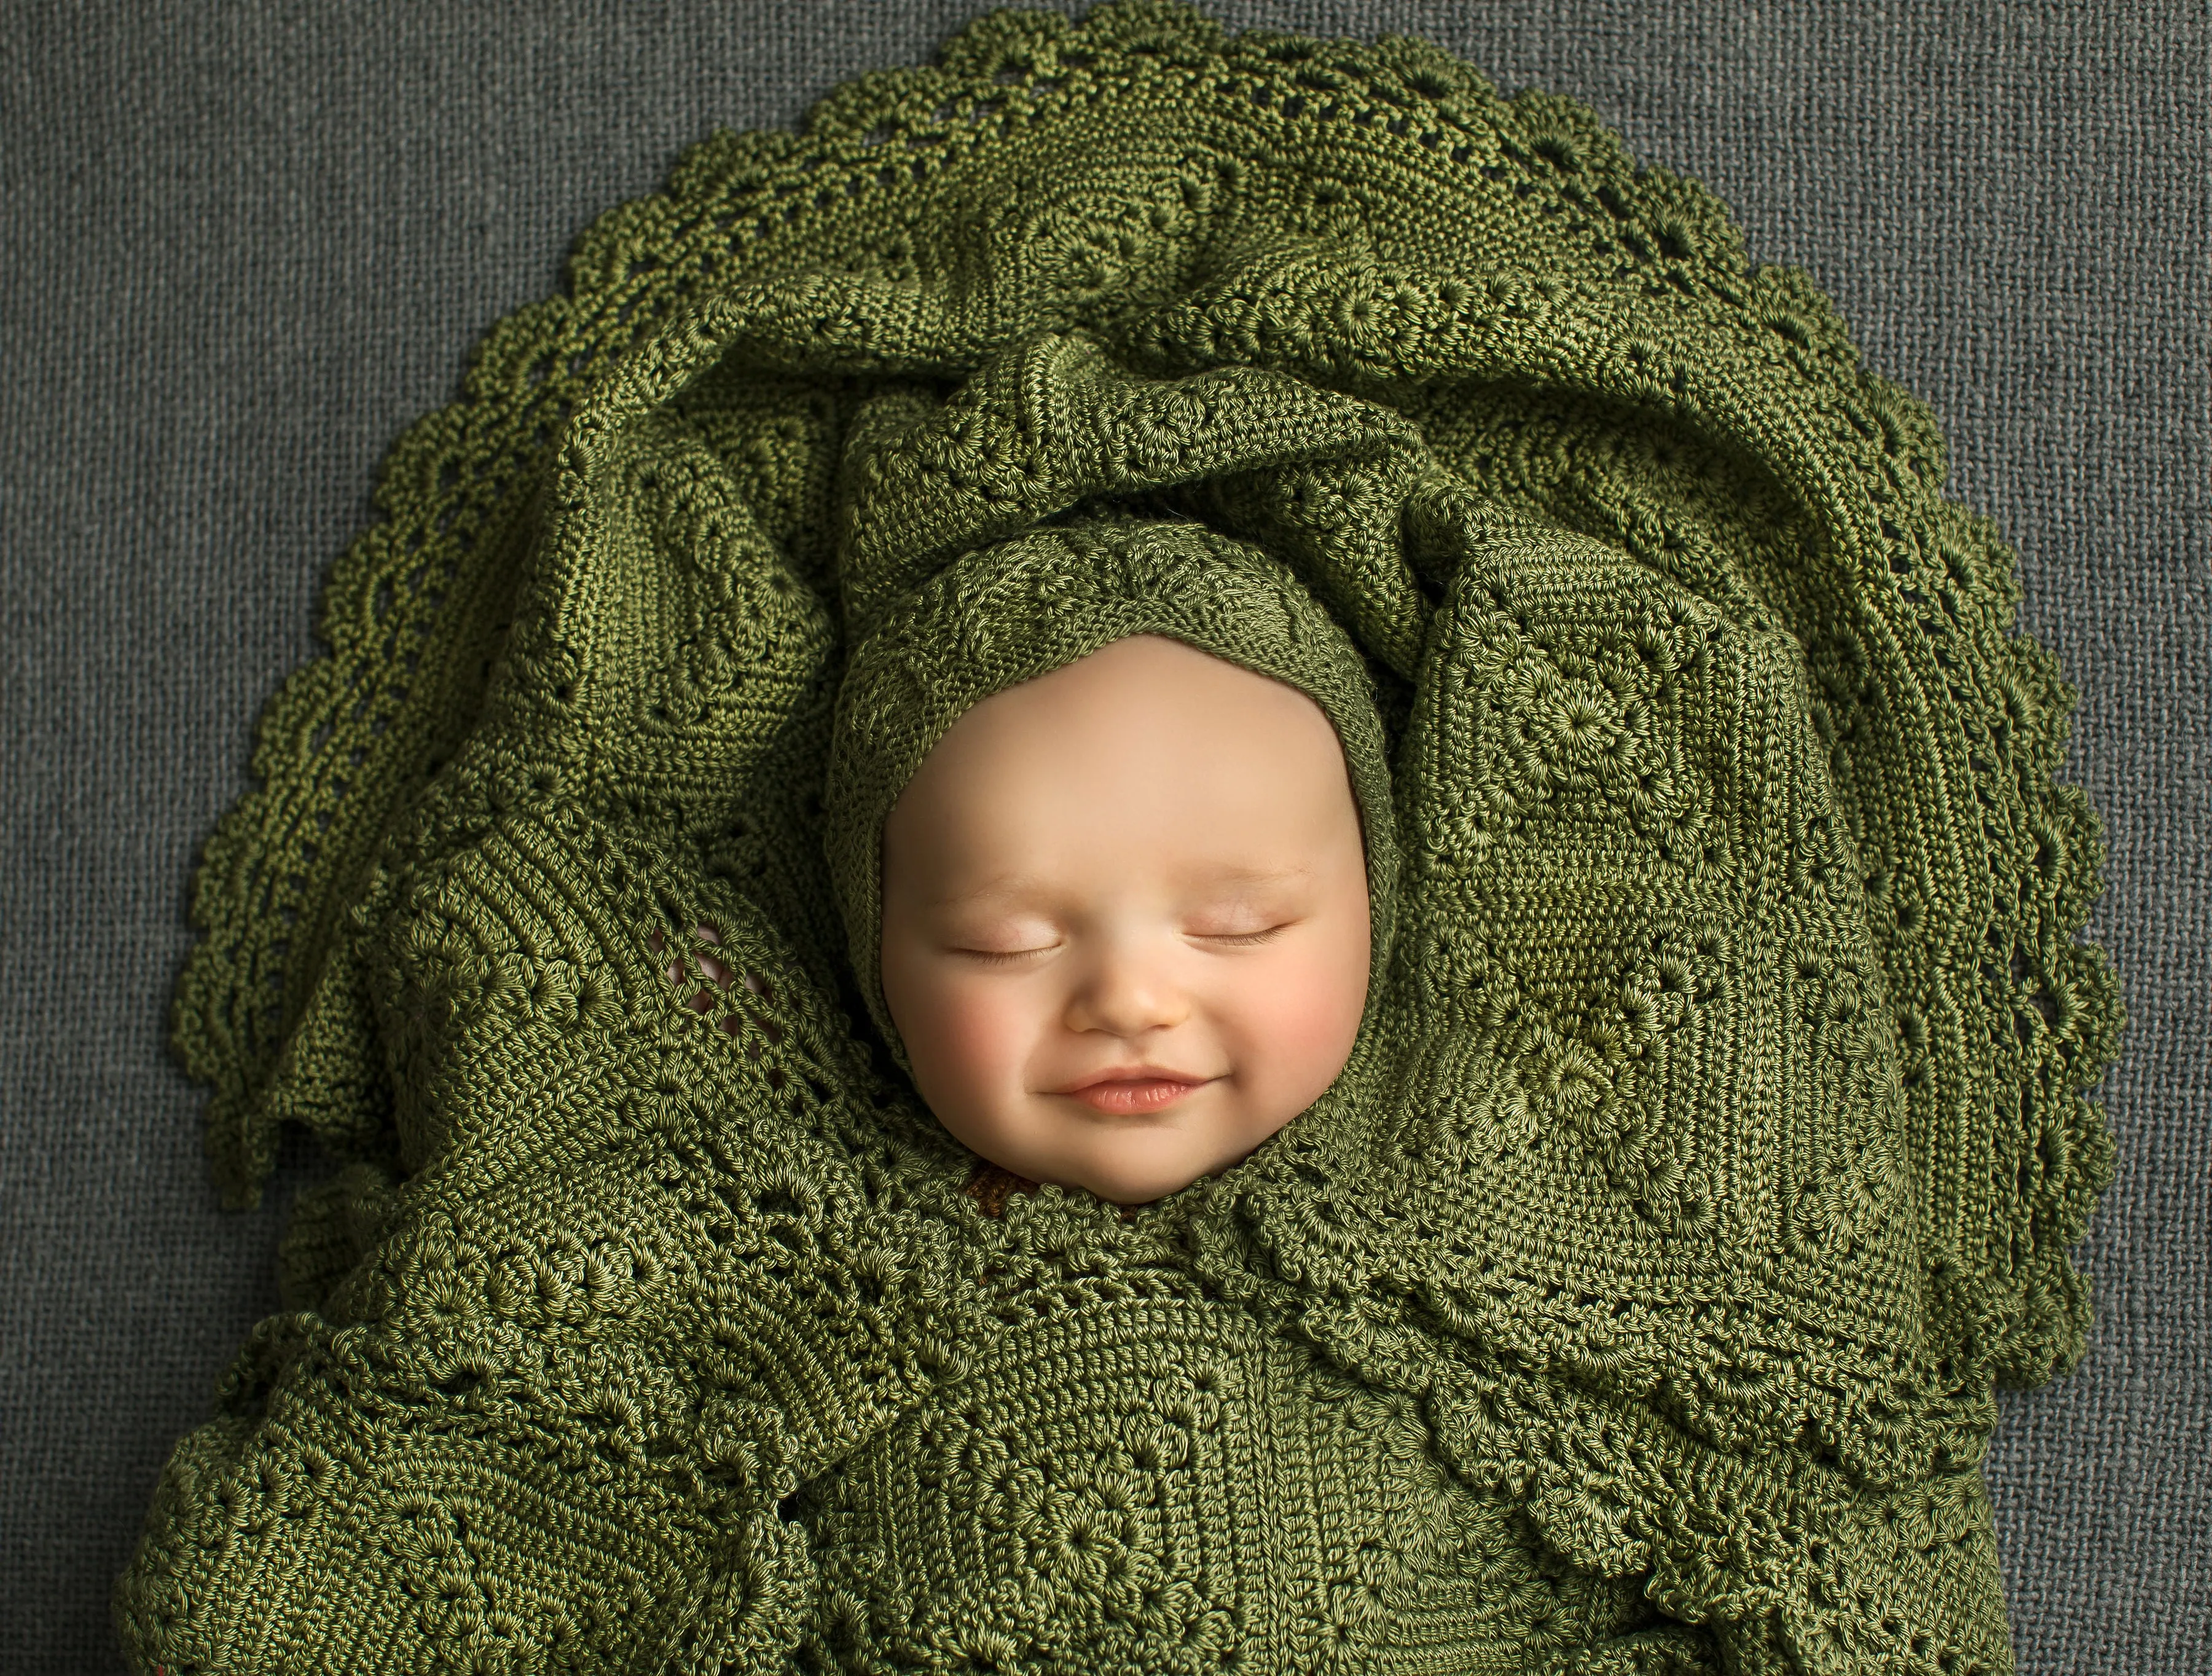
top-left (955, 942), bottom-right (1059, 964)
top-left (1192, 925), bottom-right (1289, 945)
top-left (943, 916), bottom-right (1060, 961)
top-left (943, 913), bottom-right (1295, 959)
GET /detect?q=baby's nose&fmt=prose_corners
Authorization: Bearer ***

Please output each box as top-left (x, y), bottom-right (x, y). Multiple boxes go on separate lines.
top-left (1063, 944), bottom-right (1190, 1037)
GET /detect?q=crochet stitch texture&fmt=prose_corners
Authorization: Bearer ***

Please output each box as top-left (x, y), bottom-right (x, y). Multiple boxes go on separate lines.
top-left (120, 3), bottom-right (2122, 1671)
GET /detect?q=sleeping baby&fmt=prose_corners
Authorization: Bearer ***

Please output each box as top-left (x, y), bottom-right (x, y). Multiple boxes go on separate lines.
top-left (876, 630), bottom-right (1371, 1210)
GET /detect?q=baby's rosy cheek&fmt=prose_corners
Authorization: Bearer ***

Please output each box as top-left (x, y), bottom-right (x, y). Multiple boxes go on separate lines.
top-left (931, 982), bottom-right (1036, 1087)
top-left (1244, 952), bottom-right (1365, 1064)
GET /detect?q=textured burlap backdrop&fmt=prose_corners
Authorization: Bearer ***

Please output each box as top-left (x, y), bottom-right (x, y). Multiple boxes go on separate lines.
top-left (4, 2), bottom-right (2203, 1669)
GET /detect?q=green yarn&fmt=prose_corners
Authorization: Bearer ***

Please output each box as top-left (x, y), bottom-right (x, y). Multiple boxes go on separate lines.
top-left (122, 3), bottom-right (2123, 1672)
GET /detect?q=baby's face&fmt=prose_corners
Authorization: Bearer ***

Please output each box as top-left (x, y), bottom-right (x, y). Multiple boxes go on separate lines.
top-left (879, 634), bottom-right (1370, 1206)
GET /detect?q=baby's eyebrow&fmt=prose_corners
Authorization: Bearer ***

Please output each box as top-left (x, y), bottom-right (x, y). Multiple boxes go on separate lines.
top-left (929, 876), bottom-right (1043, 910)
top-left (923, 872), bottom-right (1060, 911)
top-left (1188, 862), bottom-right (1312, 888)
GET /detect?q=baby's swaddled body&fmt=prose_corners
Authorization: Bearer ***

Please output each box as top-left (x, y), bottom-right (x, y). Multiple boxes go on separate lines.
top-left (791, 624), bottom-right (1668, 1669)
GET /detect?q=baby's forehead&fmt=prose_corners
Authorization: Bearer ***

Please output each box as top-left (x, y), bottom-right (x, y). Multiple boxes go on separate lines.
top-left (885, 632), bottom-right (1361, 874)
top-left (916, 652), bottom-right (1341, 806)
top-left (880, 639), bottom-right (1373, 932)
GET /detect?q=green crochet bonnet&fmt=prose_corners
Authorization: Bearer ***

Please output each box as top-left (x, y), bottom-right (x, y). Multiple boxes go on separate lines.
top-left (823, 507), bottom-right (1401, 1082)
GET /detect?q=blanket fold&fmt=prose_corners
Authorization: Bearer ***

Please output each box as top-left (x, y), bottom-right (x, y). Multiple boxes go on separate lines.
top-left (128, 4), bottom-right (2120, 1671)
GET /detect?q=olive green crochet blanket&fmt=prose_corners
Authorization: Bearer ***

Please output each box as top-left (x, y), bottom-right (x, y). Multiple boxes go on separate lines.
top-left (120, 3), bottom-right (2122, 1671)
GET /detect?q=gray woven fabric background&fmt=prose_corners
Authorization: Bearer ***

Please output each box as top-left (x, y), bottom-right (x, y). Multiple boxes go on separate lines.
top-left (4, 1), bottom-right (2203, 1669)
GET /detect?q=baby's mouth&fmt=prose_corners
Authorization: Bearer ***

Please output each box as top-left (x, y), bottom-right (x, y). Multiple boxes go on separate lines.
top-left (1056, 1075), bottom-right (1213, 1115)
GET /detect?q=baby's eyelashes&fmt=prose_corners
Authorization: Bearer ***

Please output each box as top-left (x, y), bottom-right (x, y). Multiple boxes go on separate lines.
top-left (954, 943), bottom-right (1060, 964)
top-left (1191, 924), bottom-right (1290, 947)
top-left (943, 919), bottom-right (1061, 962)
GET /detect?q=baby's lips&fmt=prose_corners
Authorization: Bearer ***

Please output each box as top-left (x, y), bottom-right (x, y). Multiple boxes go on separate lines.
top-left (1057, 1075), bottom-right (1214, 1115)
